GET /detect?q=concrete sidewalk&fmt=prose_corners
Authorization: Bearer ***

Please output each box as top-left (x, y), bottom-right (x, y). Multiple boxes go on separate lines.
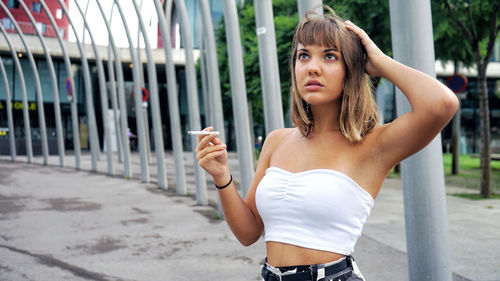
top-left (0, 152), bottom-right (499, 281)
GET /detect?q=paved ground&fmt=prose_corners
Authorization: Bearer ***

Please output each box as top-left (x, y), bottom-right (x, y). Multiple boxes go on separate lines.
top-left (0, 152), bottom-right (499, 281)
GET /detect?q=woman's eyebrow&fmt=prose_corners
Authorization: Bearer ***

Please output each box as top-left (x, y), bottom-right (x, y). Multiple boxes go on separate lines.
top-left (324, 48), bottom-right (339, 53)
top-left (297, 48), bottom-right (308, 52)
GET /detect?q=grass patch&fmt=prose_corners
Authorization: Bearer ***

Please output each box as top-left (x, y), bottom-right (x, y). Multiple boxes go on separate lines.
top-left (387, 155), bottom-right (500, 197)
top-left (442, 154), bottom-right (500, 192)
top-left (449, 193), bottom-right (500, 200)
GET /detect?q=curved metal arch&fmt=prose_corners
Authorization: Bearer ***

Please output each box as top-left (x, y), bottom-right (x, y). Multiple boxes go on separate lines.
top-left (19, 0), bottom-right (65, 167)
top-left (113, 0), bottom-right (150, 183)
top-left (39, 0), bottom-right (81, 170)
top-left (198, 17), bottom-right (211, 127)
top-left (0, 24), bottom-right (33, 162)
top-left (197, 0), bottom-right (225, 141)
top-left (0, 56), bottom-right (16, 161)
top-left (105, 26), bottom-right (124, 164)
top-left (222, 0), bottom-right (254, 197)
top-left (103, 3), bottom-right (124, 165)
top-left (0, 1), bottom-right (49, 165)
top-left (131, 0), bottom-right (167, 188)
top-left (135, 1), bottom-right (152, 167)
top-left (56, 0), bottom-right (99, 171)
top-left (94, 0), bottom-right (132, 177)
top-left (174, 0), bottom-right (207, 205)
top-left (254, 0), bottom-right (284, 133)
top-left (164, 0), bottom-right (172, 33)
top-left (153, 0), bottom-right (187, 195)
top-left (72, 0), bottom-right (114, 175)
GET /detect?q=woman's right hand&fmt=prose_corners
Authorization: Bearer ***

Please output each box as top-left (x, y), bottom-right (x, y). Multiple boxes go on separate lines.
top-left (195, 127), bottom-right (229, 181)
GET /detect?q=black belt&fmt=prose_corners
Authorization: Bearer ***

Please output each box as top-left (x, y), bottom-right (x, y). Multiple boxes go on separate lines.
top-left (261, 256), bottom-right (353, 281)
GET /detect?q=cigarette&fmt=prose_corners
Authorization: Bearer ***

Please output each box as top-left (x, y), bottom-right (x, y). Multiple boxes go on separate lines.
top-left (188, 131), bottom-right (220, 135)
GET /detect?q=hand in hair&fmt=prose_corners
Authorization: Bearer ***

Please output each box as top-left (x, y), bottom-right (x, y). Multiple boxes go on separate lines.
top-left (344, 20), bottom-right (387, 77)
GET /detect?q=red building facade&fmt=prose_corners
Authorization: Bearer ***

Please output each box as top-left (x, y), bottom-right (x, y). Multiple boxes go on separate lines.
top-left (0, 0), bottom-right (70, 40)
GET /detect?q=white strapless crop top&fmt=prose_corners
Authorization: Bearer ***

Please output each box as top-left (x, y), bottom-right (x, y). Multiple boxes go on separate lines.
top-left (255, 167), bottom-right (374, 255)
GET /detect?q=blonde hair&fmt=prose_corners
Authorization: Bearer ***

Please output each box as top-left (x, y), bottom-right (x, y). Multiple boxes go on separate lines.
top-left (289, 11), bottom-right (380, 142)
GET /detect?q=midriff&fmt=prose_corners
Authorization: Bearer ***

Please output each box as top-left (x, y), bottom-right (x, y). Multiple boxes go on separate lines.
top-left (266, 241), bottom-right (345, 267)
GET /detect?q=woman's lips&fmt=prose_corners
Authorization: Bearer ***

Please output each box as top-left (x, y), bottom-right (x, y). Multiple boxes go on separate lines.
top-left (305, 85), bottom-right (323, 91)
top-left (305, 80), bottom-right (323, 91)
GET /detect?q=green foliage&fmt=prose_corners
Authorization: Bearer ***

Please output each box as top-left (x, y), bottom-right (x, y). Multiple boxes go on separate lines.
top-left (325, 0), bottom-right (392, 57)
top-left (430, 0), bottom-right (498, 66)
top-left (214, 1), bottom-right (298, 133)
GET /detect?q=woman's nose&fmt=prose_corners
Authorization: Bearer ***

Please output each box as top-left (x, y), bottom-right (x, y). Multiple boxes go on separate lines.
top-left (307, 57), bottom-right (321, 76)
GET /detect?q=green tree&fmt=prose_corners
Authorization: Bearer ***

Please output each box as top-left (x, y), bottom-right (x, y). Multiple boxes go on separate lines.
top-left (213, 0), bottom-right (298, 149)
top-left (435, 0), bottom-right (500, 198)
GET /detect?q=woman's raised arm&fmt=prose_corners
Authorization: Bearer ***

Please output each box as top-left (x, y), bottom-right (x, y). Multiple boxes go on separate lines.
top-left (345, 21), bottom-right (459, 167)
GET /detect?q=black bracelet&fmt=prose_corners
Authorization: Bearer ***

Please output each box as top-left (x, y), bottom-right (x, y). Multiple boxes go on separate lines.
top-left (215, 175), bottom-right (233, 189)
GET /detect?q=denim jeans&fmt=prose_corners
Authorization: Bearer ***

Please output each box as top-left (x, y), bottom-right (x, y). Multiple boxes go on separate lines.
top-left (261, 256), bottom-right (366, 281)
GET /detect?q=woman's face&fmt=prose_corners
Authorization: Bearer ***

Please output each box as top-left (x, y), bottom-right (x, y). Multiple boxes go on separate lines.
top-left (294, 43), bottom-right (346, 106)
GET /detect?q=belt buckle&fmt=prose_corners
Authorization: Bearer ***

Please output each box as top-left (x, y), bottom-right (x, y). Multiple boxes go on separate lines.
top-left (263, 267), bottom-right (282, 281)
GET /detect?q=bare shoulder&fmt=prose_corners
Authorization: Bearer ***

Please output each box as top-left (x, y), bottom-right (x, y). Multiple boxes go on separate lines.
top-left (265, 128), bottom-right (295, 145)
top-left (258, 128), bottom-right (296, 163)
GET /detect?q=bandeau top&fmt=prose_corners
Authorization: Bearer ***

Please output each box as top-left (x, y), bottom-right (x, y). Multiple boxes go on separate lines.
top-left (255, 167), bottom-right (374, 255)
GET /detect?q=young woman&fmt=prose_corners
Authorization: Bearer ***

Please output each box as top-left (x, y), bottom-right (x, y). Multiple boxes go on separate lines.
top-left (195, 11), bottom-right (458, 281)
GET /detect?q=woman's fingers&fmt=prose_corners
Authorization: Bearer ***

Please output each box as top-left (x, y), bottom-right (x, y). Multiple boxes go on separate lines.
top-left (197, 127), bottom-right (214, 143)
top-left (196, 141), bottom-right (226, 162)
top-left (195, 131), bottom-right (218, 153)
top-left (345, 20), bottom-right (376, 49)
top-left (199, 150), bottom-right (226, 166)
top-left (344, 20), bottom-right (385, 76)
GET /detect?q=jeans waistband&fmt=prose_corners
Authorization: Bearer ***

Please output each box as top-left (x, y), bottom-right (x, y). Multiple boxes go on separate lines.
top-left (261, 256), bottom-right (353, 281)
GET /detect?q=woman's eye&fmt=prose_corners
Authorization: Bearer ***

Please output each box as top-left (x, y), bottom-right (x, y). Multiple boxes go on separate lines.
top-left (325, 53), bottom-right (337, 60)
top-left (298, 53), bottom-right (309, 60)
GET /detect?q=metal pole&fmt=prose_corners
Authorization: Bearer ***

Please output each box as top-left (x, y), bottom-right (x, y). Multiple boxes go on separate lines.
top-left (197, 0), bottom-right (226, 142)
top-left (297, 0), bottom-right (323, 19)
top-left (95, 0), bottom-right (132, 177)
top-left (131, 0), bottom-right (168, 188)
top-left (0, 1), bottom-right (49, 165)
top-left (40, 0), bottom-right (81, 170)
top-left (114, 0), bottom-right (150, 183)
top-left (452, 97), bottom-right (462, 174)
top-left (164, 0), bottom-right (173, 33)
top-left (135, 0), bottom-right (152, 166)
top-left (72, 0), bottom-right (114, 175)
top-left (106, 47), bottom-right (124, 163)
top-left (175, 0), bottom-right (208, 205)
top-left (19, 0), bottom-right (65, 167)
top-left (389, 1), bottom-right (453, 280)
top-left (57, 0), bottom-right (100, 171)
top-left (153, 0), bottom-right (187, 195)
top-left (222, 0), bottom-right (254, 197)
top-left (0, 26), bottom-right (32, 162)
top-left (0, 56), bottom-right (16, 161)
top-left (105, 2), bottom-right (123, 164)
top-left (253, 0), bottom-right (284, 134)
top-left (198, 21), bottom-right (211, 126)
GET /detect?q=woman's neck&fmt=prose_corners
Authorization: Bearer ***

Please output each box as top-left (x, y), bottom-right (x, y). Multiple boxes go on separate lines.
top-left (310, 102), bottom-right (341, 133)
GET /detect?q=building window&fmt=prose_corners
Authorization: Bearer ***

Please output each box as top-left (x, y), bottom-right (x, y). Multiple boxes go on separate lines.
top-left (56, 8), bottom-right (63, 19)
top-left (59, 28), bottom-right (66, 38)
top-left (1, 18), bottom-right (14, 30)
top-left (32, 2), bottom-right (42, 13)
top-left (7, 0), bottom-right (20, 9)
top-left (36, 22), bottom-right (46, 34)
